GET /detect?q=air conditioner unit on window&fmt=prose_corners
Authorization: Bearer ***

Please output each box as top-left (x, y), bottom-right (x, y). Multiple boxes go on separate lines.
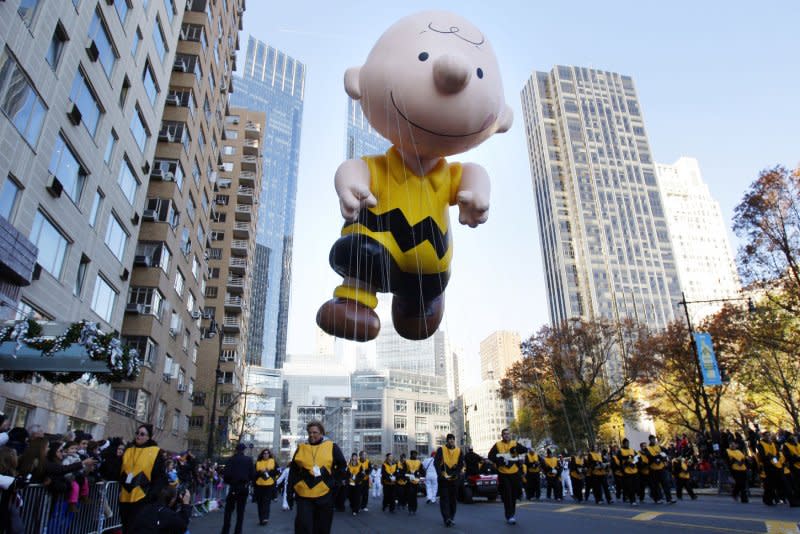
top-left (133, 255), bottom-right (152, 267)
top-left (150, 168), bottom-right (163, 179)
top-left (173, 59), bottom-right (188, 73)
top-left (141, 209), bottom-right (157, 222)
top-left (86, 40), bottom-right (100, 62)
top-left (191, 311), bottom-right (202, 320)
top-left (67, 104), bottom-right (82, 125)
top-left (177, 384), bottom-right (187, 393)
top-left (162, 172), bottom-right (175, 182)
top-left (46, 176), bottom-right (64, 198)
top-left (168, 328), bottom-right (177, 338)
top-left (125, 303), bottom-right (144, 314)
top-left (165, 94), bottom-right (180, 106)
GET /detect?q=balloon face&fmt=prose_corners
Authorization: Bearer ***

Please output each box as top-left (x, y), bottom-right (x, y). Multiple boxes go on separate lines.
top-left (351, 11), bottom-right (511, 159)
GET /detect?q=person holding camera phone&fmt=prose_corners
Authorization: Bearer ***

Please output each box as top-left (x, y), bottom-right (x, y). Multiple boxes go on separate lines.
top-left (130, 486), bottom-right (192, 534)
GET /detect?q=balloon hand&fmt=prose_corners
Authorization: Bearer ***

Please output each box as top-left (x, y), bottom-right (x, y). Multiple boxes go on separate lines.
top-left (456, 190), bottom-right (489, 228)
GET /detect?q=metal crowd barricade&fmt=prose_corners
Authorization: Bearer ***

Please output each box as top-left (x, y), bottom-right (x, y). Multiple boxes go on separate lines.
top-left (5, 480), bottom-right (122, 534)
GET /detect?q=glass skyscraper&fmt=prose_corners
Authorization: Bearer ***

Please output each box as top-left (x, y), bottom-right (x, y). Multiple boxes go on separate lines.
top-left (345, 97), bottom-right (390, 160)
top-left (231, 37), bottom-right (305, 368)
top-left (521, 66), bottom-right (681, 336)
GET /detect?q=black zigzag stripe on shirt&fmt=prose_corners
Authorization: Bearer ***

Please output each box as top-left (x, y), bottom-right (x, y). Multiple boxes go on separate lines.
top-left (344, 208), bottom-right (449, 260)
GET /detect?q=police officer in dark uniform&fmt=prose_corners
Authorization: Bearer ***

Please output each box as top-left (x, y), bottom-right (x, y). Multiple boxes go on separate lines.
top-left (220, 443), bottom-right (255, 534)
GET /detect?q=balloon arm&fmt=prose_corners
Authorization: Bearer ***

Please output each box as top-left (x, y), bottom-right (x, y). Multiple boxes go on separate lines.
top-left (456, 162), bottom-right (490, 228)
top-left (335, 159), bottom-right (376, 221)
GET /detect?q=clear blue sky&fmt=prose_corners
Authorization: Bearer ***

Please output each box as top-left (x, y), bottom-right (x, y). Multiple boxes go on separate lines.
top-left (240, 1), bottom-right (800, 361)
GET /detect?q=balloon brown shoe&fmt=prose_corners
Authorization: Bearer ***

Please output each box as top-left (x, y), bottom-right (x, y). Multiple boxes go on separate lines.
top-left (316, 298), bottom-right (380, 342)
top-left (391, 294), bottom-right (444, 340)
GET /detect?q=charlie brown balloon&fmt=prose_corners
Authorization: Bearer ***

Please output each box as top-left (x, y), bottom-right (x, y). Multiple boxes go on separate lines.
top-left (316, 10), bottom-right (513, 342)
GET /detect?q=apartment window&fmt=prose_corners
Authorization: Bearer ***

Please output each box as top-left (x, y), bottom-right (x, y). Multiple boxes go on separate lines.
top-left (132, 27), bottom-right (142, 57)
top-left (0, 176), bottom-right (21, 220)
top-left (152, 158), bottom-right (184, 189)
top-left (163, 0), bottom-right (176, 24)
top-left (142, 60), bottom-right (159, 106)
top-left (189, 416), bottom-right (204, 428)
top-left (186, 194), bottom-right (196, 221)
top-left (117, 157), bottom-right (139, 205)
top-left (135, 241), bottom-right (171, 272)
top-left (18, 0), bottom-right (40, 27)
top-left (223, 146), bottom-right (235, 156)
top-left (174, 269), bottom-right (184, 296)
top-left (225, 129), bottom-right (238, 139)
top-left (31, 210), bottom-right (69, 278)
top-left (128, 286), bottom-right (164, 317)
top-left (104, 129), bottom-right (117, 164)
top-left (192, 255), bottom-right (200, 280)
top-left (171, 410), bottom-right (181, 434)
top-left (394, 415), bottom-right (406, 430)
top-left (193, 392), bottom-right (206, 407)
top-left (89, 189), bottom-right (103, 227)
top-left (220, 372), bottom-right (234, 384)
top-left (88, 10), bottom-right (117, 78)
top-left (156, 401), bottom-right (167, 429)
top-left (104, 212), bottom-right (128, 262)
top-left (152, 17), bottom-right (167, 62)
top-left (137, 391), bottom-right (150, 420)
top-left (119, 76), bottom-right (130, 108)
top-left (74, 253), bottom-right (90, 296)
top-left (0, 50), bottom-right (46, 147)
top-left (186, 291), bottom-right (195, 313)
top-left (46, 22), bottom-right (68, 69)
top-left (394, 399), bottom-right (407, 413)
top-left (145, 197), bottom-right (179, 226)
top-left (69, 70), bottom-right (103, 137)
top-left (204, 286), bottom-right (217, 299)
top-left (110, 389), bottom-right (137, 416)
top-left (130, 105), bottom-right (149, 153)
top-left (114, 0), bottom-right (130, 23)
top-left (122, 336), bottom-right (158, 367)
top-left (91, 275), bottom-right (117, 323)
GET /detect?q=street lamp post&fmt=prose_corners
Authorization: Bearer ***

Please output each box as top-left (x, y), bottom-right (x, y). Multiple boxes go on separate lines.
top-left (677, 292), bottom-right (753, 436)
top-left (205, 320), bottom-right (223, 460)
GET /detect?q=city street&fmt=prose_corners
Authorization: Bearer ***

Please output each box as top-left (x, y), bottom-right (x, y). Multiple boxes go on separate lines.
top-left (190, 494), bottom-right (800, 533)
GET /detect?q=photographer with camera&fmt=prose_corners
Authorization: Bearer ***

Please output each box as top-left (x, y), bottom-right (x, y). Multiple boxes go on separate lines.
top-left (130, 486), bottom-right (191, 534)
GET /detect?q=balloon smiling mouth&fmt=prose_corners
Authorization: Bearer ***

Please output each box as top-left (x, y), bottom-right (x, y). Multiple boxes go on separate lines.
top-left (390, 91), bottom-right (495, 138)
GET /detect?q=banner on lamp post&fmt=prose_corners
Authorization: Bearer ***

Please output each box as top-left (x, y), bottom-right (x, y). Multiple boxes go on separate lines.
top-left (693, 332), bottom-right (722, 386)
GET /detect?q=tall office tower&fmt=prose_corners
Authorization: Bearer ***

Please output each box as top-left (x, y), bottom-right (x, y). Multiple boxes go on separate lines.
top-left (655, 157), bottom-right (740, 323)
top-left (231, 37), bottom-right (305, 368)
top-left (445, 344), bottom-right (463, 400)
top-left (433, 329), bottom-right (448, 378)
top-left (522, 67), bottom-right (681, 345)
top-left (108, 0), bottom-right (244, 452)
top-left (242, 366), bottom-right (283, 458)
top-left (345, 96), bottom-right (390, 159)
top-left (0, 1), bottom-right (185, 436)
top-left (479, 330), bottom-right (522, 381)
top-left (185, 108), bottom-right (265, 456)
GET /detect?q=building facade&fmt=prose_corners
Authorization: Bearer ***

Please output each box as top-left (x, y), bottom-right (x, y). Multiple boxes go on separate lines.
top-left (183, 107), bottom-right (265, 456)
top-left (231, 37), bottom-right (305, 369)
top-left (351, 370), bottom-right (450, 461)
top-left (655, 157), bottom-right (740, 323)
top-left (521, 66), bottom-right (681, 345)
top-left (0, 0), bottom-right (194, 437)
top-left (107, 0), bottom-right (244, 452)
top-left (242, 366), bottom-right (283, 456)
top-left (345, 96), bottom-right (390, 160)
top-left (479, 330), bottom-right (521, 381)
top-left (462, 379), bottom-right (515, 456)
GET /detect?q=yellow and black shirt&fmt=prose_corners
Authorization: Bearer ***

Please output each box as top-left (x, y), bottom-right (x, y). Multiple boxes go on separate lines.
top-left (618, 448), bottom-right (639, 476)
top-left (405, 459), bottom-right (423, 484)
top-left (120, 441), bottom-right (164, 504)
top-left (542, 456), bottom-right (560, 478)
top-left (645, 445), bottom-right (667, 471)
top-left (289, 439), bottom-right (346, 499)
top-left (382, 462), bottom-right (398, 486)
top-left (435, 446), bottom-right (464, 482)
top-left (489, 440), bottom-right (526, 475)
top-left (726, 449), bottom-right (747, 472)
top-left (255, 458), bottom-right (277, 487)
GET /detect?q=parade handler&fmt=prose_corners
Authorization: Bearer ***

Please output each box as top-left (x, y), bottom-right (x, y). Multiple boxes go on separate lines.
top-left (316, 10), bottom-right (513, 342)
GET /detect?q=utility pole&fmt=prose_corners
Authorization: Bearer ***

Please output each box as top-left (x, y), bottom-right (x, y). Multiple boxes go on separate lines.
top-left (206, 320), bottom-right (223, 460)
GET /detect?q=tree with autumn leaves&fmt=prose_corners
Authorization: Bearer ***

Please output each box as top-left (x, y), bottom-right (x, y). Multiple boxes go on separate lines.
top-left (500, 318), bottom-right (651, 450)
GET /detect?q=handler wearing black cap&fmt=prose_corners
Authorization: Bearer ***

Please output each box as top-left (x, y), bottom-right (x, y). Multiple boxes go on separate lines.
top-left (221, 442), bottom-right (255, 534)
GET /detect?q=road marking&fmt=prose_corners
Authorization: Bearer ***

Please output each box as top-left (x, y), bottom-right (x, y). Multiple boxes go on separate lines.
top-left (766, 521), bottom-right (800, 534)
top-left (555, 505), bottom-right (583, 512)
top-left (632, 511), bottom-right (662, 521)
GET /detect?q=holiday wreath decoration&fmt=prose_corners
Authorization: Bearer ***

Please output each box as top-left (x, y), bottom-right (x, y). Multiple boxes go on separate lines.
top-left (0, 319), bottom-right (140, 384)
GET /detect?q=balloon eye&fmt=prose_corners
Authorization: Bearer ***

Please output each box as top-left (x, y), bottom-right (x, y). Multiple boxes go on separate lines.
top-left (477, 68), bottom-right (484, 79)
top-left (418, 52), bottom-right (429, 61)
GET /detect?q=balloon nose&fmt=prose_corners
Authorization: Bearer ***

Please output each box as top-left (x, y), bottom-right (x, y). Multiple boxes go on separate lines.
top-left (433, 54), bottom-right (471, 94)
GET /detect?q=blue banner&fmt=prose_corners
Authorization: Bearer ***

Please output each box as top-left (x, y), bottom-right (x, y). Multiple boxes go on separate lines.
top-left (693, 332), bottom-right (722, 386)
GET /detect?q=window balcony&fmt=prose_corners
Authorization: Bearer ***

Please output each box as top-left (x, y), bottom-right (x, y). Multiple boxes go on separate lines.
top-left (245, 121), bottom-right (261, 139)
top-left (241, 155), bottom-right (258, 171)
top-left (232, 222), bottom-right (250, 240)
top-left (224, 295), bottom-right (243, 312)
top-left (223, 316), bottom-right (240, 332)
top-left (230, 239), bottom-right (248, 257)
top-left (234, 205), bottom-right (252, 221)
top-left (228, 256), bottom-right (247, 274)
top-left (237, 186), bottom-right (254, 205)
top-left (226, 276), bottom-right (245, 293)
top-left (238, 171), bottom-right (256, 187)
top-left (242, 139), bottom-right (259, 155)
